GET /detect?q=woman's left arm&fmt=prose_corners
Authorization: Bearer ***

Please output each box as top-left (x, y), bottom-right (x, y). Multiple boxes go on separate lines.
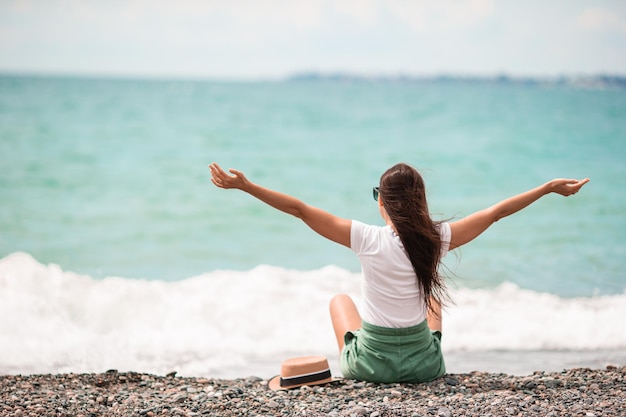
top-left (209, 163), bottom-right (352, 248)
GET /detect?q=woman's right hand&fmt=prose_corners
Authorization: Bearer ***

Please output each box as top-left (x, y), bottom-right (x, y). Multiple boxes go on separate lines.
top-left (548, 178), bottom-right (590, 197)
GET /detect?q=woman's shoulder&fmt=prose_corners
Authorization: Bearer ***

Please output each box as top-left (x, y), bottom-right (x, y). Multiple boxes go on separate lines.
top-left (352, 219), bottom-right (388, 233)
top-left (350, 220), bottom-right (391, 252)
top-left (436, 222), bottom-right (452, 255)
top-left (436, 221), bottom-right (451, 235)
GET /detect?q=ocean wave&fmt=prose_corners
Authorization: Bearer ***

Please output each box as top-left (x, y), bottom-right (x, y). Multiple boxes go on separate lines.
top-left (1, 252), bottom-right (624, 377)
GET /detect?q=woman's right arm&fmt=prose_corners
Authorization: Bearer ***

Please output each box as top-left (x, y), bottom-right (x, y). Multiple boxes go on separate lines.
top-left (448, 178), bottom-right (589, 251)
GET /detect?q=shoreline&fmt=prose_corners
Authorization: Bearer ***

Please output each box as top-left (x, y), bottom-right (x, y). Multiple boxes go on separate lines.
top-left (3, 348), bottom-right (624, 382)
top-left (2, 367), bottom-right (623, 416)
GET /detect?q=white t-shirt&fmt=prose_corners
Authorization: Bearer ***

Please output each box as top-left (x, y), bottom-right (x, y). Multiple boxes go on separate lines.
top-left (350, 220), bottom-right (451, 328)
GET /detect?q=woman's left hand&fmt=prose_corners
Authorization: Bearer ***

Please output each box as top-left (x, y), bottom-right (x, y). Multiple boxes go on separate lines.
top-left (209, 162), bottom-right (248, 190)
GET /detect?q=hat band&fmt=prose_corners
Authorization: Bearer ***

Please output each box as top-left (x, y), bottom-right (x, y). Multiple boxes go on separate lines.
top-left (279, 368), bottom-right (331, 388)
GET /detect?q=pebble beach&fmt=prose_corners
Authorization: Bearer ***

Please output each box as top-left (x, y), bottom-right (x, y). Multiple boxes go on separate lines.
top-left (1, 367), bottom-right (623, 416)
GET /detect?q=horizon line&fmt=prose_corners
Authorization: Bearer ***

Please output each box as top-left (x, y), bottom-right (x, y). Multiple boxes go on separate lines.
top-left (1, 69), bottom-right (626, 83)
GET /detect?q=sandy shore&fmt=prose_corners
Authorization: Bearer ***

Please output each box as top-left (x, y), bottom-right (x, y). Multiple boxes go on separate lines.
top-left (1, 366), bottom-right (624, 416)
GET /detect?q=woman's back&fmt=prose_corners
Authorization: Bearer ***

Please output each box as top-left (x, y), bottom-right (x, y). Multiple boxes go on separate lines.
top-left (350, 221), bottom-right (451, 328)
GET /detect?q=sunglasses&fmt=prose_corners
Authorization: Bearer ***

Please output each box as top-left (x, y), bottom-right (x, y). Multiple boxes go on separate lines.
top-left (372, 187), bottom-right (380, 201)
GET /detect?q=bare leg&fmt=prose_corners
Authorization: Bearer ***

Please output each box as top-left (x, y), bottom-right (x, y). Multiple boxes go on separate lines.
top-left (426, 297), bottom-right (442, 332)
top-left (329, 294), bottom-right (361, 352)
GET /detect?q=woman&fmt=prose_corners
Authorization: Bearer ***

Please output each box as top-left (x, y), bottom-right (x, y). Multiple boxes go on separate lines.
top-left (209, 162), bottom-right (589, 383)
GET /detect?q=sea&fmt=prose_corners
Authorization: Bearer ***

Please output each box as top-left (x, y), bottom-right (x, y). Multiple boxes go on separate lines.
top-left (1, 74), bottom-right (625, 379)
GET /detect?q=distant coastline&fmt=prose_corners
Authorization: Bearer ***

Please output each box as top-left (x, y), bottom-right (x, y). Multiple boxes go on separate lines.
top-left (1, 71), bottom-right (626, 89)
top-left (287, 72), bottom-right (626, 89)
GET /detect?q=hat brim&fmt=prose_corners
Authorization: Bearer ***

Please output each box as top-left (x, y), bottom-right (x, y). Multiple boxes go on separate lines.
top-left (267, 374), bottom-right (337, 391)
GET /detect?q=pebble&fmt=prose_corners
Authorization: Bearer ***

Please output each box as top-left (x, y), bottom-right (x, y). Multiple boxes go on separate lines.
top-left (390, 390), bottom-right (402, 398)
top-left (0, 367), bottom-right (624, 416)
top-left (437, 406), bottom-right (452, 416)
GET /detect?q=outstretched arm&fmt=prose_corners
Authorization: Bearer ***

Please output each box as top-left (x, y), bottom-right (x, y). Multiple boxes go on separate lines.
top-left (209, 163), bottom-right (352, 248)
top-left (449, 178), bottom-right (589, 250)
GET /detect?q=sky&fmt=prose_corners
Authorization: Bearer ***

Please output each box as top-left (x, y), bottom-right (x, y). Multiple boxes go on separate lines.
top-left (1, 0), bottom-right (625, 80)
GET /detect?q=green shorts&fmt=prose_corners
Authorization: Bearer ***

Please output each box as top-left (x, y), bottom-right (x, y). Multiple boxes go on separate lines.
top-left (340, 320), bottom-right (445, 383)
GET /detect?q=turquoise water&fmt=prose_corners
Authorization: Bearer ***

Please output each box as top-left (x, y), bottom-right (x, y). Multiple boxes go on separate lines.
top-left (1, 74), bottom-right (625, 377)
top-left (1, 74), bottom-right (625, 296)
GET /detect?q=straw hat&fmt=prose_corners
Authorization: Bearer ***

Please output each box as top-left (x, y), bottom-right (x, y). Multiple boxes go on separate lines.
top-left (268, 356), bottom-right (336, 391)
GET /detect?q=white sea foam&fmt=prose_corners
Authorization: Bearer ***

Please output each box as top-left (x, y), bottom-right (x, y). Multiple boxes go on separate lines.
top-left (1, 252), bottom-right (624, 377)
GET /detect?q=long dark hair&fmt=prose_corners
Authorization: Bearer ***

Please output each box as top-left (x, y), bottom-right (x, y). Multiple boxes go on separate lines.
top-left (379, 163), bottom-right (448, 314)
